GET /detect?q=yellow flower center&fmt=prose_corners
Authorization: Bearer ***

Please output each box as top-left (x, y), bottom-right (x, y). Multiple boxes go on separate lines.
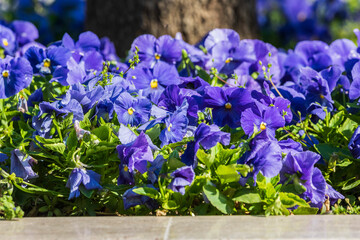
top-left (2, 70), bottom-right (9, 78)
top-left (260, 122), bottom-right (267, 131)
top-left (320, 94), bottom-right (325, 99)
top-left (225, 102), bottom-right (232, 109)
top-left (123, 165), bottom-right (129, 172)
top-left (2, 38), bottom-right (8, 47)
top-left (155, 53), bottom-right (161, 60)
top-left (225, 57), bottom-right (233, 64)
top-left (43, 58), bottom-right (51, 68)
top-left (127, 107), bottom-right (135, 115)
top-left (150, 79), bottom-right (158, 89)
top-left (167, 123), bottom-right (173, 132)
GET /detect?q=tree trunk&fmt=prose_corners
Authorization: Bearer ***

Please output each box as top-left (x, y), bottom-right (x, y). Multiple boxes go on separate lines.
top-left (86, 0), bottom-right (259, 57)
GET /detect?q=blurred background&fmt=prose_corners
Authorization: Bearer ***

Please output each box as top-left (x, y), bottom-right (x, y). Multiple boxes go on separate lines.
top-left (0, 0), bottom-right (359, 56)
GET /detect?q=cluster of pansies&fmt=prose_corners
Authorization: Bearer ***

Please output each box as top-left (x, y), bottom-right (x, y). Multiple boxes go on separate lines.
top-left (1, 0), bottom-right (85, 44)
top-left (2, 19), bottom-right (360, 218)
top-left (257, 0), bottom-right (360, 47)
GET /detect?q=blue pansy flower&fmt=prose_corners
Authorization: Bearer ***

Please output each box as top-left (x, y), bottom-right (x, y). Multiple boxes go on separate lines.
top-left (129, 34), bottom-right (182, 67)
top-left (10, 149), bottom-right (38, 181)
top-left (158, 85), bottom-right (201, 125)
top-left (114, 92), bottom-right (152, 127)
top-left (117, 132), bottom-right (154, 175)
top-left (241, 102), bottom-right (285, 137)
top-left (0, 56), bottom-right (33, 99)
top-left (61, 31), bottom-right (101, 54)
top-left (169, 166), bottom-right (195, 195)
top-left (349, 126), bottom-right (360, 159)
top-left (0, 24), bottom-right (16, 54)
top-left (203, 86), bottom-right (254, 128)
top-left (0, 153), bottom-right (8, 163)
top-left (159, 101), bottom-right (189, 147)
top-left (66, 168), bottom-right (102, 200)
top-left (211, 39), bottom-right (256, 75)
top-left (11, 20), bottom-right (39, 46)
top-left (100, 37), bottom-right (119, 61)
top-left (181, 123), bottom-right (230, 167)
top-left (122, 185), bottom-right (158, 210)
top-left (238, 131), bottom-right (283, 184)
top-left (25, 46), bottom-right (71, 75)
top-left (148, 155), bottom-right (166, 184)
top-left (280, 151), bottom-right (327, 208)
top-left (127, 61), bottom-right (179, 104)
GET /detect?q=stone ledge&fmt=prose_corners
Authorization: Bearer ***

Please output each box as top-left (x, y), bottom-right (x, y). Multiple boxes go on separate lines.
top-left (1, 215), bottom-right (359, 240)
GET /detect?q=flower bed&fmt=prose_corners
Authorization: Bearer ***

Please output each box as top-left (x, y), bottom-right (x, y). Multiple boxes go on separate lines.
top-left (0, 19), bottom-right (360, 219)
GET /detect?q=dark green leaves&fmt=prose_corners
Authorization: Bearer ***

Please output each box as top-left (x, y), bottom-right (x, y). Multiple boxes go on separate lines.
top-left (232, 188), bottom-right (262, 204)
top-left (202, 183), bottom-right (234, 214)
top-left (216, 165), bottom-right (240, 184)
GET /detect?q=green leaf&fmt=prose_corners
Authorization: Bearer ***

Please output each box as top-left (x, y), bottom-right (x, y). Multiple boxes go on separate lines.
top-left (338, 118), bottom-right (358, 140)
top-left (146, 124), bottom-right (161, 142)
top-left (92, 125), bottom-right (110, 141)
top-left (281, 183), bottom-right (306, 195)
top-left (279, 192), bottom-right (309, 208)
top-left (162, 200), bottom-right (179, 210)
top-left (315, 143), bottom-right (351, 161)
top-left (342, 179), bottom-right (360, 190)
top-left (202, 183), bottom-right (234, 214)
top-left (215, 144), bottom-right (241, 165)
top-left (35, 135), bottom-right (61, 144)
top-left (61, 113), bottom-right (73, 130)
top-left (215, 165), bottom-right (240, 184)
top-left (232, 188), bottom-right (262, 204)
top-left (132, 187), bottom-right (160, 199)
top-left (79, 185), bottom-right (95, 198)
top-left (43, 143), bottom-right (66, 154)
top-left (168, 150), bottom-right (186, 170)
top-left (67, 129), bottom-right (78, 151)
top-left (236, 164), bottom-right (251, 177)
top-left (329, 111), bottom-right (344, 128)
top-left (197, 149), bottom-right (215, 169)
top-left (292, 206), bottom-right (318, 215)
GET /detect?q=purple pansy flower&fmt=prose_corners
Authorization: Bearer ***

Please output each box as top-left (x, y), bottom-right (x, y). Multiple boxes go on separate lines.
top-left (280, 151), bottom-right (327, 207)
top-left (117, 132), bottom-right (154, 176)
top-left (10, 149), bottom-right (38, 181)
top-left (114, 92), bottom-right (152, 127)
top-left (66, 168), bottom-right (102, 200)
top-left (32, 99), bottom-right (83, 138)
top-left (122, 185), bottom-right (158, 210)
top-left (294, 41), bottom-right (332, 71)
top-left (202, 28), bottom-right (240, 52)
top-left (211, 40), bottom-right (256, 75)
top-left (0, 153), bottom-right (8, 163)
top-left (349, 126), bottom-right (360, 159)
top-left (127, 62), bottom-right (179, 103)
top-left (0, 24), bottom-right (16, 54)
top-left (203, 86), bottom-right (254, 128)
top-left (241, 102), bottom-right (285, 136)
top-left (157, 85), bottom-right (201, 125)
top-left (100, 37), bottom-right (119, 61)
top-left (148, 155), bottom-right (166, 184)
top-left (169, 166), bottom-right (195, 195)
top-left (0, 56), bottom-right (33, 99)
top-left (25, 46), bottom-right (71, 75)
top-left (159, 100), bottom-right (189, 147)
top-left (61, 31), bottom-right (100, 54)
top-left (349, 62), bottom-right (360, 101)
top-left (129, 34), bottom-right (182, 67)
top-left (181, 123), bottom-right (230, 167)
top-left (238, 131), bottom-right (283, 183)
top-left (325, 183), bottom-right (344, 205)
top-left (11, 20), bottom-right (39, 46)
